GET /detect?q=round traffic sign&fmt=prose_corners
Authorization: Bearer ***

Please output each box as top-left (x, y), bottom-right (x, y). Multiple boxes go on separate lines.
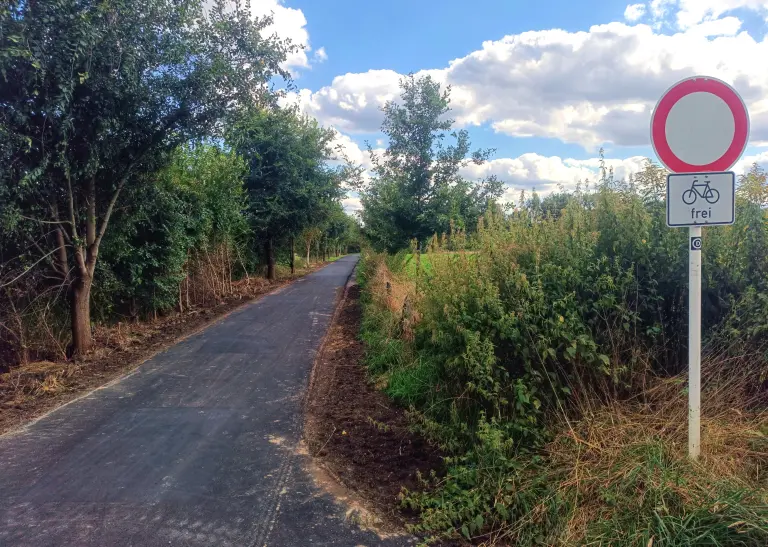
top-left (650, 76), bottom-right (749, 173)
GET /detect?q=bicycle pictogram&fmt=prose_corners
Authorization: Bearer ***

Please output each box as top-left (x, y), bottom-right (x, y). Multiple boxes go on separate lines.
top-left (682, 175), bottom-right (720, 205)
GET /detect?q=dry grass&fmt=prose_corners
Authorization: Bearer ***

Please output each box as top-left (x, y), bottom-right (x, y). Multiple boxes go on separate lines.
top-left (367, 260), bottom-right (420, 342)
top-left (0, 360), bottom-right (81, 402)
top-left (544, 345), bottom-right (768, 545)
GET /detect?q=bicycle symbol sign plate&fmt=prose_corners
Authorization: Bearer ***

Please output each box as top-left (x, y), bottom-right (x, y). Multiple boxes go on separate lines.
top-left (666, 171), bottom-right (735, 227)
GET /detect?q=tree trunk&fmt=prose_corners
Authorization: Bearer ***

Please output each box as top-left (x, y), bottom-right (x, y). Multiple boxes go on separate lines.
top-left (70, 277), bottom-right (93, 356)
top-left (322, 244), bottom-right (326, 262)
top-left (290, 236), bottom-right (295, 275)
top-left (306, 240), bottom-right (311, 266)
top-left (265, 238), bottom-right (276, 281)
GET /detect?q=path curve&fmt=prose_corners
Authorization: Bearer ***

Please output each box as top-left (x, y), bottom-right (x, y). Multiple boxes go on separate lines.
top-left (0, 255), bottom-right (408, 547)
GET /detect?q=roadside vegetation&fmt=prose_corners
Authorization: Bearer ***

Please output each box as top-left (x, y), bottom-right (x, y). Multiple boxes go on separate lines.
top-left (358, 75), bottom-right (768, 544)
top-left (0, 0), bottom-right (360, 369)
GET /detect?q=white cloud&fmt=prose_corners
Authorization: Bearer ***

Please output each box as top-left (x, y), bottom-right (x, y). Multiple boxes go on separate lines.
top-left (342, 196), bottom-right (363, 213)
top-left (737, 148), bottom-right (768, 171)
top-left (313, 46), bottom-right (328, 63)
top-left (649, 0), bottom-right (676, 20)
top-left (284, 70), bottom-right (402, 133)
top-left (249, 0), bottom-right (323, 69)
top-left (674, 0), bottom-right (768, 29)
top-left (285, 17), bottom-right (768, 151)
top-left (625, 3), bottom-right (647, 21)
top-left (329, 132), bottom-right (374, 170)
top-left (460, 154), bottom-right (648, 196)
top-left (328, 129), bottom-right (650, 198)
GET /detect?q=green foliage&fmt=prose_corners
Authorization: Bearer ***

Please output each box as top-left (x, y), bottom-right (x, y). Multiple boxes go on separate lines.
top-left (360, 74), bottom-right (503, 252)
top-left (0, 0), bottom-right (291, 351)
top-left (359, 160), bottom-right (768, 544)
top-left (228, 107), bottom-right (343, 245)
top-left (93, 143), bottom-right (248, 318)
top-left (0, 1), bottom-right (358, 354)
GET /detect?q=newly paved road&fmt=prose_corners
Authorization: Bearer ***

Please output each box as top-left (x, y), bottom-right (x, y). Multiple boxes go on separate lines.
top-left (0, 255), bottom-right (407, 547)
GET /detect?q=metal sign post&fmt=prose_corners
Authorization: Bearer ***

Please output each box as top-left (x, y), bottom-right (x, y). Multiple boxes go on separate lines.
top-left (651, 76), bottom-right (749, 460)
top-left (689, 224), bottom-right (702, 457)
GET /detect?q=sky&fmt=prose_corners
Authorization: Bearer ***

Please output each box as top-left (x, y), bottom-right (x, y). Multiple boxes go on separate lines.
top-left (252, 0), bottom-right (768, 212)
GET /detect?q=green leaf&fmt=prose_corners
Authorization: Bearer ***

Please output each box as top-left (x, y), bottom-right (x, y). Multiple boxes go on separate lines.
top-left (461, 525), bottom-right (470, 539)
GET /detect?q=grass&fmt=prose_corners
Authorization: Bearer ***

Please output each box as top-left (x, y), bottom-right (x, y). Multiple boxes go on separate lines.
top-left (403, 251), bottom-right (476, 278)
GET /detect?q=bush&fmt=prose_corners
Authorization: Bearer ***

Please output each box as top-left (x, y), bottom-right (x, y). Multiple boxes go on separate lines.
top-left (358, 166), bottom-right (768, 544)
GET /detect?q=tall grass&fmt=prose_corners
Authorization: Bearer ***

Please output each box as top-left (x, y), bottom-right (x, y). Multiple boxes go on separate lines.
top-left (359, 174), bottom-right (768, 545)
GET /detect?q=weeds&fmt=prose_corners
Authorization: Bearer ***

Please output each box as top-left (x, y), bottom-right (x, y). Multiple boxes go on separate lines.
top-left (359, 171), bottom-right (768, 545)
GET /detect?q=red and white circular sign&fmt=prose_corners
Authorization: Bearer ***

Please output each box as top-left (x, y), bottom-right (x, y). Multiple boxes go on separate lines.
top-left (651, 76), bottom-right (749, 173)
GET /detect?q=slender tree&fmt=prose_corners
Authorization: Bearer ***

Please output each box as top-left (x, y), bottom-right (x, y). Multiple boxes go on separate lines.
top-left (360, 74), bottom-right (503, 252)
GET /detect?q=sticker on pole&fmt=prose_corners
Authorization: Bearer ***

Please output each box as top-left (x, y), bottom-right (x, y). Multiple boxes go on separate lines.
top-left (651, 76), bottom-right (749, 173)
top-left (666, 172), bottom-right (735, 227)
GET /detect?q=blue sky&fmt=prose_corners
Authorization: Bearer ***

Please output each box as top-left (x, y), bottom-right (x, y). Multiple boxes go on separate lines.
top-left (253, 0), bottom-right (768, 209)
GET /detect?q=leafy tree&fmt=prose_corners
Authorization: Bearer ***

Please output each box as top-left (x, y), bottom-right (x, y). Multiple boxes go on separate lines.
top-left (228, 107), bottom-right (344, 279)
top-left (633, 158), bottom-right (668, 203)
top-left (324, 203), bottom-right (359, 256)
top-left (94, 144), bottom-right (248, 319)
top-left (360, 73), bottom-right (503, 252)
top-left (737, 163), bottom-right (768, 207)
top-left (0, 0), bottom-right (289, 353)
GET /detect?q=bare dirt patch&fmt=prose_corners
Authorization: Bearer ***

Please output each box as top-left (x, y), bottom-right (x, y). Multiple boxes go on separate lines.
top-left (304, 282), bottom-right (443, 530)
top-left (0, 264), bottom-right (328, 435)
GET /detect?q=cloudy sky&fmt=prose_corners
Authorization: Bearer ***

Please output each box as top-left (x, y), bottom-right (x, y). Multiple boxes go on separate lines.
top-left (256, 0), bottom-right (768, 212)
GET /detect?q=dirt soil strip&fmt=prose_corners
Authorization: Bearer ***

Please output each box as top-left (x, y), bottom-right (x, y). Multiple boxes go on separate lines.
top-left (304, 278), bottom-right (444, 530)
top-left (0, 264), bottom-right (328, 436)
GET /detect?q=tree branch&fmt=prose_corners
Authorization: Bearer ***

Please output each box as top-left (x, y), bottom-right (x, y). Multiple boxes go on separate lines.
top-left (0, 246), bottom-right (66, 288)
top-left (20, 215), bottom-right (73, 226)
top-left (86, 175), bottom-right (96, 246)
top-left (66, 172), bottom-right (79, 242)
top-left (93, 178), bottom-right (124, 252)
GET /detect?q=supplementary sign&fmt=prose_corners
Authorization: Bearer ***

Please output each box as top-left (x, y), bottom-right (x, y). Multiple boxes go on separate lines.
top-left (651, 76), bottom-right (749, 173)
top-left (666, 171), bottom-right (735, 227)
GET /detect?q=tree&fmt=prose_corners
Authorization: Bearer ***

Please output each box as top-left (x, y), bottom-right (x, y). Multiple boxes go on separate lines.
top-left (737, 163), bottom-right (768, 207)
top-left (0, 0), bottom-right (289, 354)
top-left (228, 107), bottom-right (344, 279)
top-left (95, 143), bottom-right (249, 319)
top-left (360, 73), bottom-right (503, 252)
top-left (633, 159), bottom-right (668, 203)
top-left (302, 226), bottom-right (323, 265)
top-left (322, 202), bottom-right (356, 257)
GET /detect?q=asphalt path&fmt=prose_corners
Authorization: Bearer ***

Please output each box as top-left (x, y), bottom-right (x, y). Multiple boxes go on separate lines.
top-left (0, 255), bottom-right (409, 547)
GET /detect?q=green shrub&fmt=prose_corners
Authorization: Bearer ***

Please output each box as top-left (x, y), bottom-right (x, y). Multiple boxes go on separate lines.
top-left (358, 167), bottom-right (768, 544)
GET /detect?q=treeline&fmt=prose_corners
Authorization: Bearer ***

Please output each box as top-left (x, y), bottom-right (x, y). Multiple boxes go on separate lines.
top-left (0, 0), bottom-right (359, 363)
